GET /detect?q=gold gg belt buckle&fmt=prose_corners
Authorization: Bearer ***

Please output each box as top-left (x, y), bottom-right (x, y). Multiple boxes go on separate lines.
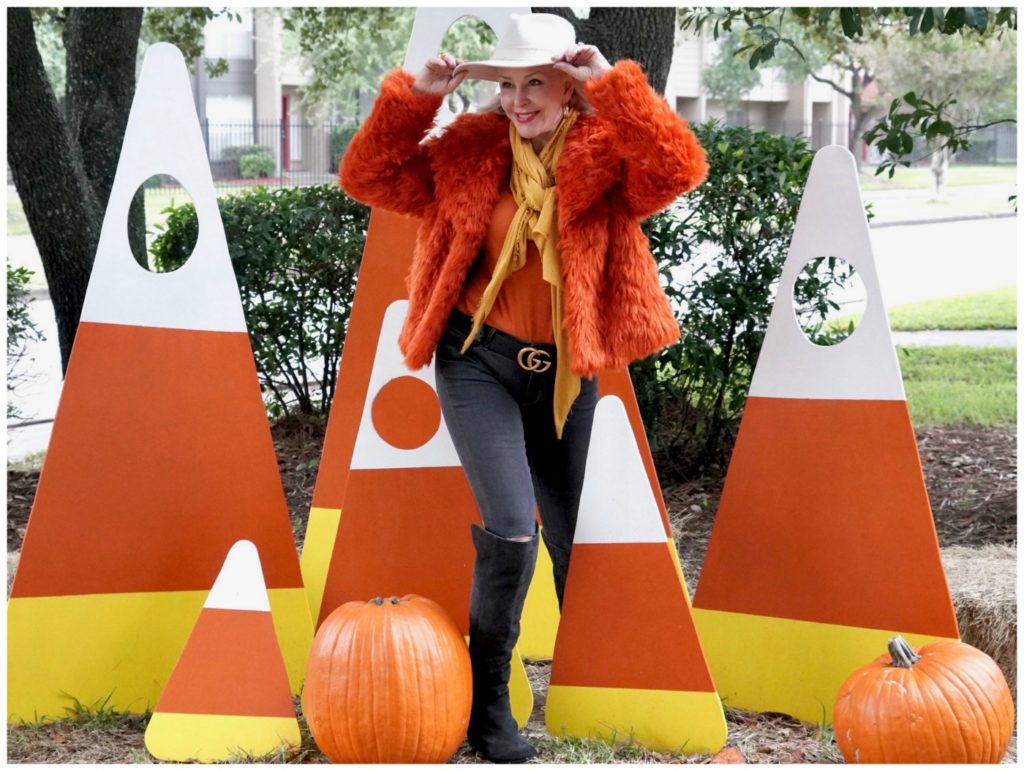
top-left (517, 346), bottom-right (552, 373)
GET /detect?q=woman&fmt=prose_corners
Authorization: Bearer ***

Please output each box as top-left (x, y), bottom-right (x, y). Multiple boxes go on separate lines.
top-left (340, 13), bottom-right (707, 762)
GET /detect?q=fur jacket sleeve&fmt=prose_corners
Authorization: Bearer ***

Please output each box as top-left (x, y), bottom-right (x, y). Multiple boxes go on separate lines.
top-left (339, 70), bottom-right (443, 218)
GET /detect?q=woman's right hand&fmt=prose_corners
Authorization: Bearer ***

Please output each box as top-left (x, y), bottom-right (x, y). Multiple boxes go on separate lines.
top-left (412, 53), bottom-right (467, 96)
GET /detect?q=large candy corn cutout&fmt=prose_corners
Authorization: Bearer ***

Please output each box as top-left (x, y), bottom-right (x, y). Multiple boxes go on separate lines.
top-left (691, 145), bottom-right (959, 724)
top-left (145, 541), bottom-right (300, 762)
top-left (547, 396), bottom-right (726, 753)
top-left (8, 44), bottom-right (312, 722)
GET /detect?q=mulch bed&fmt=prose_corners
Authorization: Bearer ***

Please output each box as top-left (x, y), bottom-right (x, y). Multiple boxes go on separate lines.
top-left (8, 421), bottom-right (1016, 557)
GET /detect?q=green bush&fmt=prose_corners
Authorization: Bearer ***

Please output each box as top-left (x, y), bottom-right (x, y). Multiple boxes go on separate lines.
top-left (7, 262), bottom-right (45, 420)
top-left (330, 126), bottom-right (359, 173)
top-left (633, 121), bottom-right (858, 480)
top-left (150, 185), bottom-right (368, 417)
top-left (239, 150), bottom-right (276, 179)
top-left (223, 145), bottom-right (273, 162)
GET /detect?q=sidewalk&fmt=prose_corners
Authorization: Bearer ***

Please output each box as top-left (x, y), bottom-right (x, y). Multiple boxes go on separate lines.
top-left (890, 329), bottom-right (1017, 347)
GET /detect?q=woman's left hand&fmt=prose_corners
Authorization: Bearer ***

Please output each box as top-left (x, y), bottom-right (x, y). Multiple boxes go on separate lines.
top-left (551, 44), bottom-right (612, 81)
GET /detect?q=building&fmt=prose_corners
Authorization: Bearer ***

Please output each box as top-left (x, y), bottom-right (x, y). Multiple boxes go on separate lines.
top-left (666, 29), bottom-right (850, 150)
top-left (188, 8), bottom-right (334, 184)
top-left (185, 11), bottom-right (853, 185)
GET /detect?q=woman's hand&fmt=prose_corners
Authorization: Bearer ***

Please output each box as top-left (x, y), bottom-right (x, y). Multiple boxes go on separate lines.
top-left (412, 53), bottom-right (467, 96)
top-left (551, 44), bottom-right (612, 82)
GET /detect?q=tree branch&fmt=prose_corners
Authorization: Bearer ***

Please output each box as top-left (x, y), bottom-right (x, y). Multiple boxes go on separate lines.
top-left (805, 69), bottom-right (854, 100)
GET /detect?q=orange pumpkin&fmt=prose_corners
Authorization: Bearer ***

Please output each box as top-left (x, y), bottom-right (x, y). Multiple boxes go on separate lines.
top-left (302, 594), bottom-right (472, 763)
top-left (834, 636), bottom-right (1014, 763)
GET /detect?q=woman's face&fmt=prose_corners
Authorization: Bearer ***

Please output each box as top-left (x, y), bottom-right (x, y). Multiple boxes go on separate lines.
top-left (497, 66), bottom-right (574, 149)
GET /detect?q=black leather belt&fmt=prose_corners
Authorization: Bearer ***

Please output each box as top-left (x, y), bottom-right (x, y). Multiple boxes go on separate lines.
top-left (447, 309), bottom-right (557, 373)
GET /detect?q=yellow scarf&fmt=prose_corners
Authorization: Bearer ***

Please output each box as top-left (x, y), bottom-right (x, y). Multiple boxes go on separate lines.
top-left (460, 108), bottom-right (580, 439)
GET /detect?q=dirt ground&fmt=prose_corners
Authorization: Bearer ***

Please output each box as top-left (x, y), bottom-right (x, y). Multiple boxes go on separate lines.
top-left (6, 418), bottom-right (1017, 763)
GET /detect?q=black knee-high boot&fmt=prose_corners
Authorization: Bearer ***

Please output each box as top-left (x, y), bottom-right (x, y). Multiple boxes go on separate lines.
top-left (541, 529), bottom-right (571, 612)
top-left (466, 524), bottom-right (539, 763)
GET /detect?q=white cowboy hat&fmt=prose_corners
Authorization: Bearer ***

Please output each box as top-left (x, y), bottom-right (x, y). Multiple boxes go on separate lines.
top-left (452, 13), bottom-right (576, 82)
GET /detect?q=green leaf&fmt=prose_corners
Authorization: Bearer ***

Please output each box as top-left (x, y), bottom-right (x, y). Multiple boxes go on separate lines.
top-left (965, 7), bottom-right (989, 32)
top-left (920, 8), bottom-right (936, 33)
top-left (907, 7), bottom-right (925, 34)
top-left (839, 7), bottom-right (863, 37)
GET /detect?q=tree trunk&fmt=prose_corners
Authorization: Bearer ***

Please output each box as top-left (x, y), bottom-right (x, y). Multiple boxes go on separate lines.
top-left (532, 7), bottom-right (677, 95)
top-left (848, 98), bottom-right (881, 172)
top-left (8, 8), bottom-right (101, 374)
top-left (8, 8), bottom-right (145, 374)
top-left (64, 8), bottom-right (147, 269)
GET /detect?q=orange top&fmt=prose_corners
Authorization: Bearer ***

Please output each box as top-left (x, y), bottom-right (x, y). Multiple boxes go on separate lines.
top-left (456, 186), bottom-right (555, 344)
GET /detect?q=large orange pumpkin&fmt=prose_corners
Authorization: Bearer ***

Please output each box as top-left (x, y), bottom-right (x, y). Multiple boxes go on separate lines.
top-left (302, 594), bottom-right (472, 763)
top-left (834, 636), bottom-right (1014, 763)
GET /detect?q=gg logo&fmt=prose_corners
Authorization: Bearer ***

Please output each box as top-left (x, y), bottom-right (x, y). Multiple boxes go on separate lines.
top-left (517, 346), bottom-right (552, 373)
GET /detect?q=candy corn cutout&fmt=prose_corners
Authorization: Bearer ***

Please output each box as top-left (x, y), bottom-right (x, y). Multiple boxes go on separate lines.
top-left (145, 541), bottom-right (300, 762)
top-left (7, 44), bottom-right (312, 722)
top-left (691, 145), bottom-right (959, 724)
top-left (546, 396), bottom-right (726, 754)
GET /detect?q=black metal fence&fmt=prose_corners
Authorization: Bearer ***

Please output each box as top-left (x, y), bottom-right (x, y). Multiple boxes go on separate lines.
top-left (188, 120), bottom-right (358, 189)
top-left (143, 118), bottom-right (1014, 192)
top-left (952, 124), bottom-right (1017, 164)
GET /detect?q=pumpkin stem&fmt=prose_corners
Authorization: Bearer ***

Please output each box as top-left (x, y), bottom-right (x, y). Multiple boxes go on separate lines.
top-left (888, 636), bottom-right (922, 668)
top-left (388, 597), bottom-right (401, 604)
top-left (370, 597), bottom-right (384, 605)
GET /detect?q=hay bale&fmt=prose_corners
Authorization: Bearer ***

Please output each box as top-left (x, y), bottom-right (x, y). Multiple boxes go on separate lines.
top-left (8, 551), bottom-right (18, 598)
top-left (941, 544), bottom-right (1016, 697)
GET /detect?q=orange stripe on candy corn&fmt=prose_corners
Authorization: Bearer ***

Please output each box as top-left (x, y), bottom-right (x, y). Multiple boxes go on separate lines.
top-left (694, 396), bottom-right (957, 637)
top-left (317, 467), bottom-right (479, 630)
top-left (550, 542), bottom-right (716, 693)
top-left (155, 608), bottom-right (295, 717)
top-left (11, 321), bottom-right (302, 598)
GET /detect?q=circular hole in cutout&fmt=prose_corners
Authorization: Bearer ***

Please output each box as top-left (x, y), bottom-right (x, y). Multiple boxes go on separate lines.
top-left (371, 376), bottom-right (442, 450)
top-left (793, 255), bottom-right (866, 346)
top-left (440, 16), bottom-right (498, 116)
top-left (129, 174), bottom-right (198, 273)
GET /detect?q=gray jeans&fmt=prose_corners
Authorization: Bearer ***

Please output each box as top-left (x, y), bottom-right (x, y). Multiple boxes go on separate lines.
top-left (434, 311), bottom-right (598, 551)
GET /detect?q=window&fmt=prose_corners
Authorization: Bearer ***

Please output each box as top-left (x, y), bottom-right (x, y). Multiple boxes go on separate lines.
top-left (204, 9), bottom-right (253, 60)
top-left (205, 95), bottom-right (254, 161)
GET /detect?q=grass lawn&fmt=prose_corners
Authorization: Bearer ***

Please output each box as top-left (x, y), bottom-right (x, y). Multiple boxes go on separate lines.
top-left (888, 287), bottom-right (1017, 331)
top-left (828, 287), bottom-right (1017, 332)
top-left (859, 164), bottom-right (1017, 191)
top-left (899, 346), bottom-right (1016, 427)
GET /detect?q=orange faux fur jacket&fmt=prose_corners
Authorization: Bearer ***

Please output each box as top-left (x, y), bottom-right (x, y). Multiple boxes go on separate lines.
top-left (340, 60), bottom-right (708, 377)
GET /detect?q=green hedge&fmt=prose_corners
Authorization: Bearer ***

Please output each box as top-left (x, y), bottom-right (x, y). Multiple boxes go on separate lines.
top-left (150, 185), bottom-right (368, 417)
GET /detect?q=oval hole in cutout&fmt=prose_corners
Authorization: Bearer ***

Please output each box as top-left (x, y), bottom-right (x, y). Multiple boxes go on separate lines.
top-left (793, 255), bottom-right (866, 346)
top-left (129, 174), bottom-right (198, 273)
top-left (440, 16), bottom-right (498, 116)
